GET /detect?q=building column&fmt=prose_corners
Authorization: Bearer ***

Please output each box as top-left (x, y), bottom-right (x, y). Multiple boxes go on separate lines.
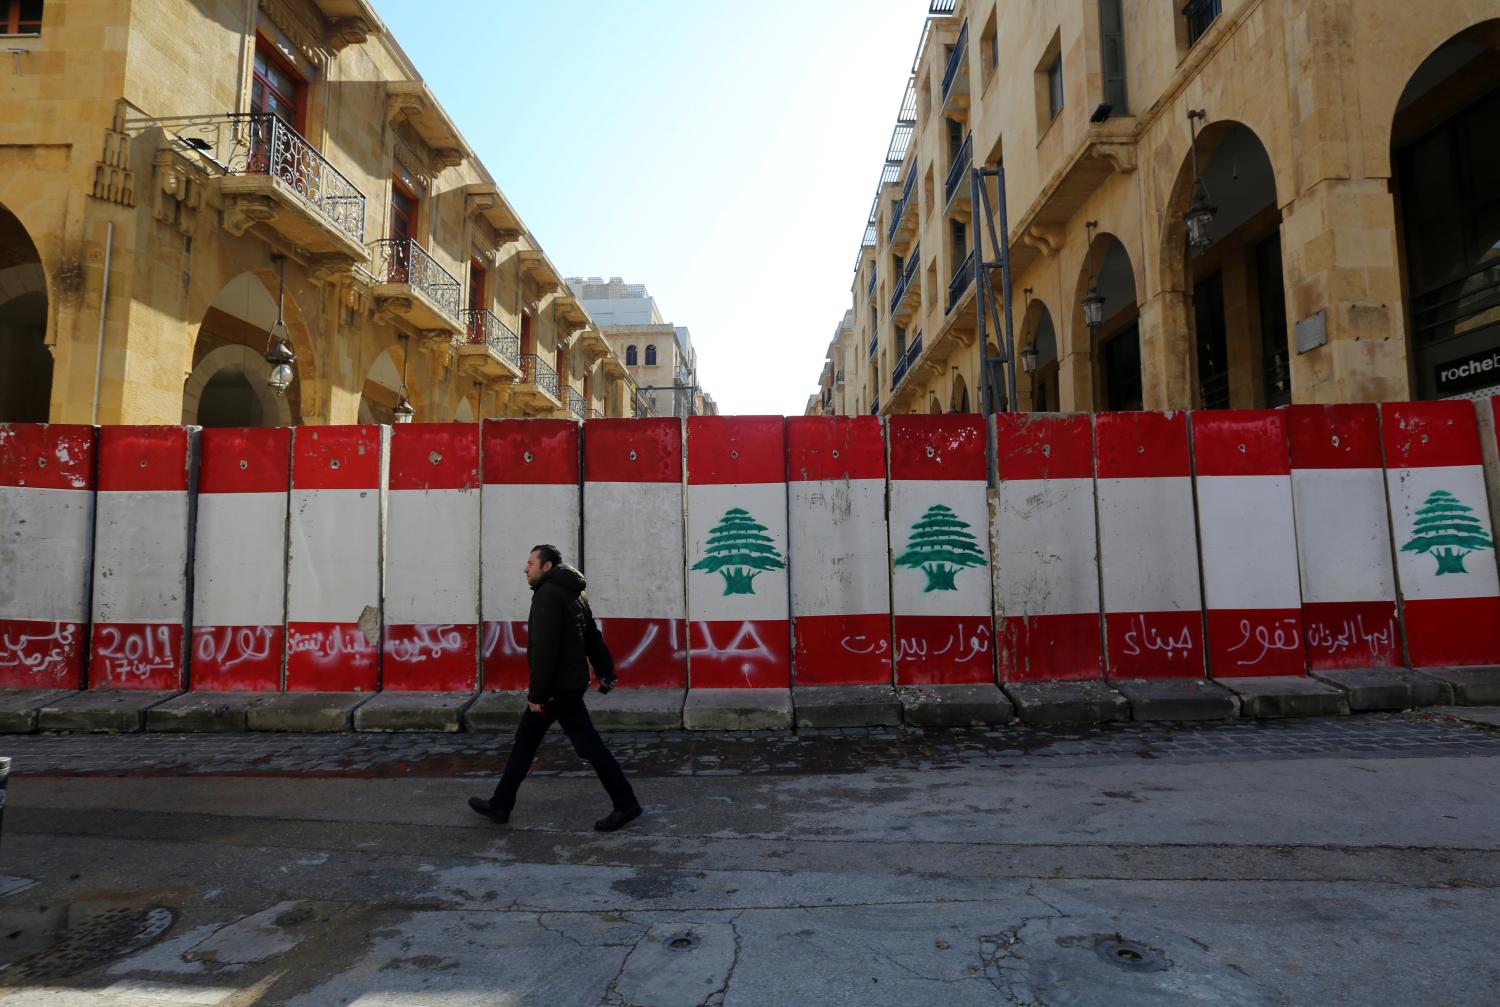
top-left (1137, 289), bottom-right (1194, 410)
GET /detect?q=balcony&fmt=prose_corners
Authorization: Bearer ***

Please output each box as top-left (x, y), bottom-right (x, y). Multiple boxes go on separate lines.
top-left (886, 165), bottom-right (918, 247)
top-left (1184, 0), bottom-right (1222, 46)
top-left (385, 81), bottom-right (465, 171)
top-left (870, 394), bottom-right (881, 416)
top-left (892, 331), bottom-right (926, 392)
top-left (518, 250), bottom-right (564, 298)
top-left (944, 132), bottom-right (973, 207)
top-left (890, 242), bottom-right (921, 322)
top-left (941, 21), bottom-right (970, 113)
top-left (948, 250), bottom-right (975, 313)
top-left (566, 387), bottom-right (588, 422)
top-left (369, 238), bottom-right (462, 336)
top-left (455, 308), bottom-right (522, 381)
top-left (868, 330), bottom-right (879, 360)
top-left (195, 113), bottom-right (367, 263)
top-left (512, 353), bottom-right (562, 414)
top-left (867, 267), bottom-right (877, 300)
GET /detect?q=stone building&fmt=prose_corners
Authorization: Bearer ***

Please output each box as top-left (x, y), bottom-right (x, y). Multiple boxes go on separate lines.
top-left (0, 0), bottom-right (631, 427)
top-left (810, 0), bottom-right (1499, 416)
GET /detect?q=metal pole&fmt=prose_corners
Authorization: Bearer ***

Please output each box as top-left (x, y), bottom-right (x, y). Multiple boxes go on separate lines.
top-left (90, 221), bottom-right (114, 425)
top-left (971, 168), bottom-right (990, 424)
top-left (0, 756), bottom-right (10, 851)
top-left (995, 165), bottom-right (1019, 414)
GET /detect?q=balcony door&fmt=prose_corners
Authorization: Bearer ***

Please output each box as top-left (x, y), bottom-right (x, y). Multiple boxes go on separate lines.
top-left (387, 178), bottom-right (418, 282)
top-left (251, 41), bottom-right (305, 132)
top-left (467, 258), bottom-right (487, 341)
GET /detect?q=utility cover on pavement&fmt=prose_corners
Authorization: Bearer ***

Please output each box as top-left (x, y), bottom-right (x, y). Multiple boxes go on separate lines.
top-left (610, 921), bottom-right (736, 1007)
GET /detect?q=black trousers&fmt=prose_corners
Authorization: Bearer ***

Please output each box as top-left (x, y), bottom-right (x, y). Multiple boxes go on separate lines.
top-left (490, 687), bottom-right (637, 813)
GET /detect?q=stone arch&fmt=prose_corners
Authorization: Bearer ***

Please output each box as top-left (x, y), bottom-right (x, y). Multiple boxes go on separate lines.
top-left (358, 339), bottom-right (427, 424)
top-left (1071, 233), bottom-right (1141, 412)
top-left (182, 344), bottom-right (294, 427)
top-left (1021, 298), bottom-right (1060, 413)
top-left (949, 373), bottom-right (970, 413)
top-left (185, 269), bottom-right (312, 424)
top-left (0, 201), bottom-right (51, 422)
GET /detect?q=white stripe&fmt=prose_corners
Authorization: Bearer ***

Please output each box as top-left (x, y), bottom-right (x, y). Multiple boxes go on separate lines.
top-left (995, 476), bottom-right (1099, 618)
top-left (482, 483), bottom-right (580, 621)
top-left (585, 480), bottom-right (685, 619)
top-left (286, 487), bottom-right (381, 623)
top-left (687, 482), bottom-right (790, 622)
top-left (789, 477), bottom-right (890, 618)
top-left (1387, 464), bottom-right (1500, 601)
top-left (1197, 475), bottom-right (1303, 610)
top-left (1292, 468), bottom-right (1396, 603)
top-left (1098, 476), bottom-right (1202, 612)
top-left (0, 485), bottom-right (94, 622)
top-left (387, 487), bottom-right (479, 623)
top-left (91, 491), bottom-right (191, 623)
top-left (193, 491), bottom-right (286, 625)
top-left (890, 479), bottom-right (992, 618)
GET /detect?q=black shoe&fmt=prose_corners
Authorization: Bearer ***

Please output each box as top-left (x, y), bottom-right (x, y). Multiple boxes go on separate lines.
top-left (468, 796), bottom-right (510, 824)
top-left (594, 805), bottom-right (642, 832)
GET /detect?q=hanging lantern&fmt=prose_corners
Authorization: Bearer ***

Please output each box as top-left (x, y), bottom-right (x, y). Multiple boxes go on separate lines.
top-left (392, 393), bottom-right (414, 424)
top-left (1082, 284), bottom-right (1106, 330)
top-left (264, 253), bottom-right (296, 395)
top-left (1020, 342), bottom-right (1039, 375)
top-left (1184, 178), bottom-right (1218, 255)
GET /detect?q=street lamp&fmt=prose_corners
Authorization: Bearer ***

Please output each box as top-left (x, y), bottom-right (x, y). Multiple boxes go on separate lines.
top-left (1185, 109), bottom-right (1218, 255)
top-left (1019, 287), bottom-right (1038, 375)
top-left (393, 334), bottom-right (414, 424)
top-left (1082, 221), bottom-right (1105, 331)
top-left (264, 253), bottom-right (295, 395)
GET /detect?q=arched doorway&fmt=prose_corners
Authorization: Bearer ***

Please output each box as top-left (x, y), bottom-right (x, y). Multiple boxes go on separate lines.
top-left (1169, 121), bottom-right (1286, 408)
top-left (949, 373), bottom-right (970, 413)
top-left (0, 203), bottom-right (50, 422)
top-left (1021, 300), bottom-right (1060, 412)
top-left (1076, 235), bottom-right (1142, 411)
top-left (1390, 22), bottom-right (1500, 400)
top-left (183, 272), bottom-right (299, 427)
top-left (359, 343), bottom-right (418, 424)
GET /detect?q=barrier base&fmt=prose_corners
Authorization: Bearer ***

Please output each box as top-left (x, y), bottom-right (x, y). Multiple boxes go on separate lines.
top-left (37, 690), bottom-right (179, 733)
top-left (1411, 667), bottom-right (1500, 706)
top-left (1003, 681), bottom-right (1126, 728)
top-left (793, 686), bottom-right (903, 729)
top-left (463, 691), bottom-right (527, 732)
top-left (1310, 668), bottom-right (1454, 711)
top-left (146, 692), bottom-right (269, 732)
top-left (1112, 679), bottom-right (1239, 722)
top-left (1220, 677), bottom-right (1349, 719)
top-left (683, 689), bottom-right (793, 731)
top-left (0, 690), bottom-right (75, 733)
top-left (590, 688), bottom-right (686, 732)
top-left (354, 692), bottom-right (478, 733)
top-left (1429, 707), bottom-right (1500, 729)
top-left (898, 684), bottom-right (1015, 728)
top-left (246, 692), bottom-right (370, 733)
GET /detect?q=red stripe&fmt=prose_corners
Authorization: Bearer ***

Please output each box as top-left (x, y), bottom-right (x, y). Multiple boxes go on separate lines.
top-left (582, 418), bottom-right (681, 483)
top-left (284, 621), bottom-right (379, 691)
top-left (892, 615), bottom-right (995, 685)
top-left (1403, 596), bottom-right (1500, 667)
top-left (480, 620), bottom-right (529, 691)
top-left (1302, 601), bottom-right (1403, 670)
top-left (89, 623), bottom-right (184, 689)
top-left (382, 623), bottom-right (478, 691)
top-left (97, 427), bottom-right (191, 492)
top-left (1095, 412), bottom-right (1190, 479)
top-left (999, 612), bottom-right (1103, 682)
top-left (1204, 608), bottom-right (1306, 678)
top-left (0, 618), bottom-right (85, 689)
top-left (1103, 611), bottom-right (1204, 679)
top-left (1286, 404), bottom-right (1382, 470)
top-left (0, 424), bottom-right (96, 491)
top-left (189, 625), bottom-right (283, 691)
top-left (995, 413), bottom-right (1093, 481)
top-left (687, 416), bottom-right (786, 485)
top-left (389, 423), bottom-right (480, 491)
top-left (483, 419), bottom-right (580, 486)
top-left (597, 617), bottom-right (688, 688)
top-left (1191, 410), bottom-right (1290, 477)
top-left (197, 428), bottom-right (291, 494)
top-left (688, 618), bottom-right (790, 688)
top-left (786, 416), bottom-right (885, 482)
top-left (791, 612), bottom-right (892, 685)
top-left (1381, 401), bottom-right (1482, 470)
top-left (291, 426), bottom-right (382, 490)
top-left (888, 415), bottom-right (987, 480)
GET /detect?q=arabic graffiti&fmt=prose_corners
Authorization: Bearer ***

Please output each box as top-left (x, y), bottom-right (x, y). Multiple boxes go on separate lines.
top-left (839, 634), bottom-right (891, 657)
top-left (894, 621), bottom-right (991, 664)
top-left (385, 624), bottom-right (468, 664)
top-left (1306, 612), bottom-right (1399, 664)
top-left (1119, 614), bottom-right (1197, 660)
top-left (0, 620), bottom-right (83, 686)
top-left (286, 625), bottom-right (375, 665)
top-left (687, 619), bottom-right (789, 686)
top-left (1224, 616), bottom-right (1303, 667)
top-left (192, 625), bottom-right (277, 673)
top-left (93, 623), bottom-right (180, 686)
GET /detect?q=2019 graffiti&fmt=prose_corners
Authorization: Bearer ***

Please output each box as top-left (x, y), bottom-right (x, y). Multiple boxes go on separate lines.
top-left (92, 624), bottom-right (180, 686)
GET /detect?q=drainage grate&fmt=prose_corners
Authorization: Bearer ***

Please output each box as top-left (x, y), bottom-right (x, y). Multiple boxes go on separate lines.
top-left (1095, 936), bottom-right (1168, 973)
top-left (1, 907), bottom-right (174, 980)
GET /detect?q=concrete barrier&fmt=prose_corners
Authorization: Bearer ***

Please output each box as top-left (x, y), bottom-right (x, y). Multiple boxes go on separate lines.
top-left (994, 413), bottom-right (1101, 682)
top-left (1287, 404), bottom-right (1403, 669)
top-left (0, 424), bottom-right (95, 689)
top-left (189, 427), bottom-right (289, 691)
top-left (383, 422), bottom-right (480, 692)
top-left (89, 426), bottom-right (196, 690)
top-left (685, 416), bottom-right (790, 689)
top-left (1096, 412), bottom-right (1204, 679)
top-left (1192, 410), bottom-right (1306, 678)
top-left (285, 425), bottom-right (384, 692)
top-left (1382, 401), bottom-right (1500, 667)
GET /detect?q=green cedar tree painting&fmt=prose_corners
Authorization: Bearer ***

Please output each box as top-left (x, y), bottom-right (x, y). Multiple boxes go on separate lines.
top-left (692, 507), bottom-right (785, 595)
top-left (895, 504), bottom-right (987, 591)
top-left (1401, 489), bottom-right (1495, 575)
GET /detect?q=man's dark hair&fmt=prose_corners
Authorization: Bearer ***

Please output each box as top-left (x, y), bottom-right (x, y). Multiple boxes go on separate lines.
top-left (530, 544), bottom-right (563, 568)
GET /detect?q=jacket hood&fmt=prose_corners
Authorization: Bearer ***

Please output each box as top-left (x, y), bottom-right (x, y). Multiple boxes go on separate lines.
top-left (537, 562), bottom-right (587, 594)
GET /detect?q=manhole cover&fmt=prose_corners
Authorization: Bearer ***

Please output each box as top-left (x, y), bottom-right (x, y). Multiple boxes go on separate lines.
top-left (1095, 936), bottom-right (1168, 973)
top-left (0, 907), bottom-right (174, 980)
top-left (665, 931), bottom-right (699, 952)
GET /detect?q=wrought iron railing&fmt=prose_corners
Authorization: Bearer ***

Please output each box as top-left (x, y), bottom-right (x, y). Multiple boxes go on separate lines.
top-left (942, 21), bottom-right (969, 99)
top-left (945, 132), bottom-right (972, 204)
top-left (870, 394), bottom-right (881, 415)
top-left (590, 408), bottom-right (605, 420)
top-left (887, 165), bottom-right (918, 242)
top-left (948, 251), bottom-right (975, 311)
top-left (891, 332), bottom-right (925, 392)
top-left (369, 238), bottom-right (462, 320)
top-left (891, 242), bottom-right (920, 313)
top-left (174, 112), bottom-right (366, 242)
top-left (1183, 0), bottom-right (1222, 46)
top-left (458, 308), bottom-right (520, 368)
top-left (868, 330), bottom-right (879, 359)
top-left (566, 387), bottom-right (587, 421)
top-left (519, 353), bottom-right (560, 401)
top-left (892, 349), bottom-right (909, 389)
top-left (867, 267), bottom-right (878, 298)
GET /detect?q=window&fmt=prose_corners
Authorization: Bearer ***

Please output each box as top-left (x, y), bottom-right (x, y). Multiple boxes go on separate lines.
top-left (389, 177), bottom-right (417, 244)
top-left (251, 40), bottom-right (305, 131)
top-left (1, 0), bottom-right (42, 34)
top-left (625, 345), bottom-right (638, 366)
top-left (1184, 0), bottom-right (1222, 48)
top-left (644, 344), bottom-right (657, 366)
top-left (980, 12), bottom-right (999, 86)
top-left (1047, 57), bottom-right (1064, 121)
top-left (468, 258), bottom-right (487, 312)
top-left (1099, 0), bottom-right (1128, 115)
top-left (951, 219), bottom-right (968, 268)
top-left (520, 310), bottom-right (533, 356)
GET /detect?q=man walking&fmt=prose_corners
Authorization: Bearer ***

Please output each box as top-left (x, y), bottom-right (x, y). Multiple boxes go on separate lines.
top-left (468, 544), bottom-right (642, 832)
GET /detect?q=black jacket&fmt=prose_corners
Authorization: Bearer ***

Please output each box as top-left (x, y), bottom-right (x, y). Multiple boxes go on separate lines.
top-left (526, 563), bottom-right (593, 704)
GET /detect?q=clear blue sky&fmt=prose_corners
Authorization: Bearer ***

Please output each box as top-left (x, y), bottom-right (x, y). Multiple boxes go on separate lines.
top-left (372, 0), bottom-right (925, 415)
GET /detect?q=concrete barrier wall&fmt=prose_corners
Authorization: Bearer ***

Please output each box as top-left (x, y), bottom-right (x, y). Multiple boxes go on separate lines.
top-left (2, 403), bottom-right (1497, 696)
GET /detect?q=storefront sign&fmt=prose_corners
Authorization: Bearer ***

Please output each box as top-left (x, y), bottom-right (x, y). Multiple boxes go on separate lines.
top-left (1435, 347), bottom-right (1500, 396)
